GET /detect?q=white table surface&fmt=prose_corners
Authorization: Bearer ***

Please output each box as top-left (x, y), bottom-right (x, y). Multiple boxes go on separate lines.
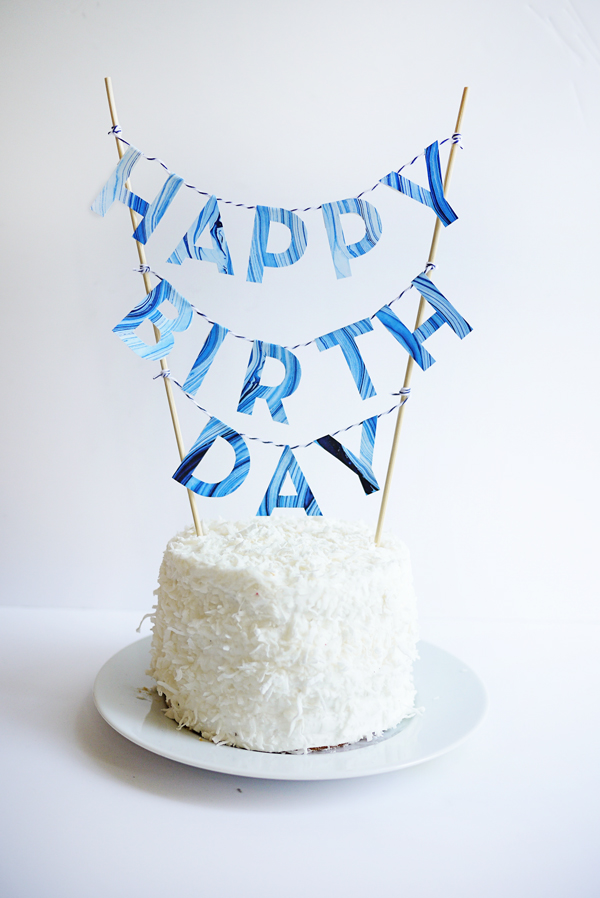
top-left (1, 607), bottom-right (598, 898)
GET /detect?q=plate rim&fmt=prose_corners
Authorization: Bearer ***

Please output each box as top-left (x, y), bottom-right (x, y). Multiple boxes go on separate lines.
top-left (93, 636), bottom-right (487, 780)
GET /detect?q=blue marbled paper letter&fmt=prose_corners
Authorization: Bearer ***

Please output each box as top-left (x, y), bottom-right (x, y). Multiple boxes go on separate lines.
top-left (173, 417), bottom-right (250, 497)
top-left (182, 323), bottom-right (229, 397)
top-left (321, 198), bottom-right (382, 279)
top-left (375, 305), bottom-right (435, 371)
top-left (316, 416), bottom-right (379, 495)
top-left (375, 275), bottom-right (472, 370)
top-left (237, 342), bottom-right (301, 424)
top-left (91, 146), bottom-right (144, 216)
top-left (257, 446), bottom-right (322, 516)
top-left (411, 274), bottom-right (472, 340)
top-left (246, 206), bottom-right (308, 283)
top-left (112, 279), bottom-right (193, 360)
top-left (316, 319), bottom-right (376, 399)
top-left (183, 323), bottom-right (229, 396)
top-left (167, 195), bottom-right (234, 275)
top-left (380, 142), bottom-right (457, 227)
top-left (91, 146), bottom-right (183, 244)
top-left (131, 174), bottom-right (184, 244)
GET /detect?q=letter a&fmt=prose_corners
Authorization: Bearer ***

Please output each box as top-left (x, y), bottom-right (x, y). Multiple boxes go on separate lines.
top-left (257, 446), bottom-right (322, 516)
top-left (167, 195), bottom-right (234, 275)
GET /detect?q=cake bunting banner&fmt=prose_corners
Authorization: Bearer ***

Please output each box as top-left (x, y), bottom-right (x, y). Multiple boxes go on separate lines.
top-left (94, 95), bottom-right (471, 519)
top-left (112, 269), bottom-right (471, 395)
top-left (109, 266), bottom-right (470, 510)
top-left (92, 133), bottom-right (460, 283)
top-left (163, 365), bottom-right (409, 510)
top-left (169, 404), bottom-right (384, 517)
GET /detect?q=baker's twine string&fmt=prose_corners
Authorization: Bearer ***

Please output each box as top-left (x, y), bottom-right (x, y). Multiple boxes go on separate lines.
top-left (153, 366), bottom-right (410, 449)
top-left (135, 265), bottom-right (436, 350)
top-left (108, 124), bottom-right (462, 212)
top-left (188, 284), bottom-right (415, 349)
top-left (134, 264), bottom-right (162, 278)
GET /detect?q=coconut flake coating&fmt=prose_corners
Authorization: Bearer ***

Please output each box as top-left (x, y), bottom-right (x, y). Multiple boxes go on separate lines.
top-left (148, 517), bottom-right (418, 752)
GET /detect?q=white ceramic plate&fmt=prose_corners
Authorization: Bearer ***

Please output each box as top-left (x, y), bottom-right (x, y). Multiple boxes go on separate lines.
top-left (93, 637), bottom-right (487, 780)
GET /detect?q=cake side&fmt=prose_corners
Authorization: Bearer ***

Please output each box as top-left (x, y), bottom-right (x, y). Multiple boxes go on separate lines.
top-left (147, 517), bottom-right (418, 752)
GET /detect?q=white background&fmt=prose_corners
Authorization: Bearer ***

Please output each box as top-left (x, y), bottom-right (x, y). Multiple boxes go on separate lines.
top-left (0, 2), bottom-right (599, 896)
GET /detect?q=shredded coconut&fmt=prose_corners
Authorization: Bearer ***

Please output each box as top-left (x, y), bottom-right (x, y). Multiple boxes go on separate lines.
top-left (147, 517), bottom-right (419, 752)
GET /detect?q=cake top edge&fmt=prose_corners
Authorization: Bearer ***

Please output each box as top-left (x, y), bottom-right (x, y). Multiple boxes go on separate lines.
top-left (162, 517), bottom-right (411, 574)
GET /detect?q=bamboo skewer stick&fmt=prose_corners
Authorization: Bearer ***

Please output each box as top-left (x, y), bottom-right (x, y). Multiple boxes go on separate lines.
top-left (104, 76), bottom-right (203, 537)
top-left (374, 87), bottom-right (469, 546)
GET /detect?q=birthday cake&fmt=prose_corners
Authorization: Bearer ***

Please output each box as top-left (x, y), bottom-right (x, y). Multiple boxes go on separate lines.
top-left (147, 516), bottom-right (418, 753)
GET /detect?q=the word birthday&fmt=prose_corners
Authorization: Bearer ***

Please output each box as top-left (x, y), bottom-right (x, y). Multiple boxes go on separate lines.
top-left (109, 273), bottom-right (471, 514)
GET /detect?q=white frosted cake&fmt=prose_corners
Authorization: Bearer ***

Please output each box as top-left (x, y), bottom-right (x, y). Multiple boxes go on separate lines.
top-left (147, 517), bottom-right (418, 752)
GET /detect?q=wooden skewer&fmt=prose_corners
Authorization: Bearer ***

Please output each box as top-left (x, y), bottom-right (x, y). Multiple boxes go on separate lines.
top-left (104, 76), bottom-right (203, 537)
top-left (374, 87), bottom-right (469, 546)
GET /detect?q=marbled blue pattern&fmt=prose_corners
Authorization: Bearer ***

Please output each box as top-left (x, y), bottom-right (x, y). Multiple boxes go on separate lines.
top-left (375, 305), bottom-right (435, 371)
top-left (167, 195), bottom-right (234, 275)
top-left (380, 141), bottom-right (458, 228)
top-left (173, 416), bottom-right (250, 497)
top-left (316, 319), bottom-right (376, 399)
top-left (411, 274), bottom-right (472, 340)
top-left (131, 173), bottom-right (184, 245)
top-left (321, 198), bottom-right (382, 279)
top-left (257, 446), bottom-right (322, 516)
top-left (376, 275), bottom-right (472, 370)
top-left (182, 322), bottom-right (229, 397)
top-left (91, 145), bottom-right (143, 216)
top-left (316, 415), bottom-right (379, 495)
top-left (91, 145), bottom-right (183, 243)
top-left (246, 206), bottom-right (308, 283)
top-left (113, 279), bottom-right (193, 360)
top-left (237, 341), bottom-right (302, 424)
